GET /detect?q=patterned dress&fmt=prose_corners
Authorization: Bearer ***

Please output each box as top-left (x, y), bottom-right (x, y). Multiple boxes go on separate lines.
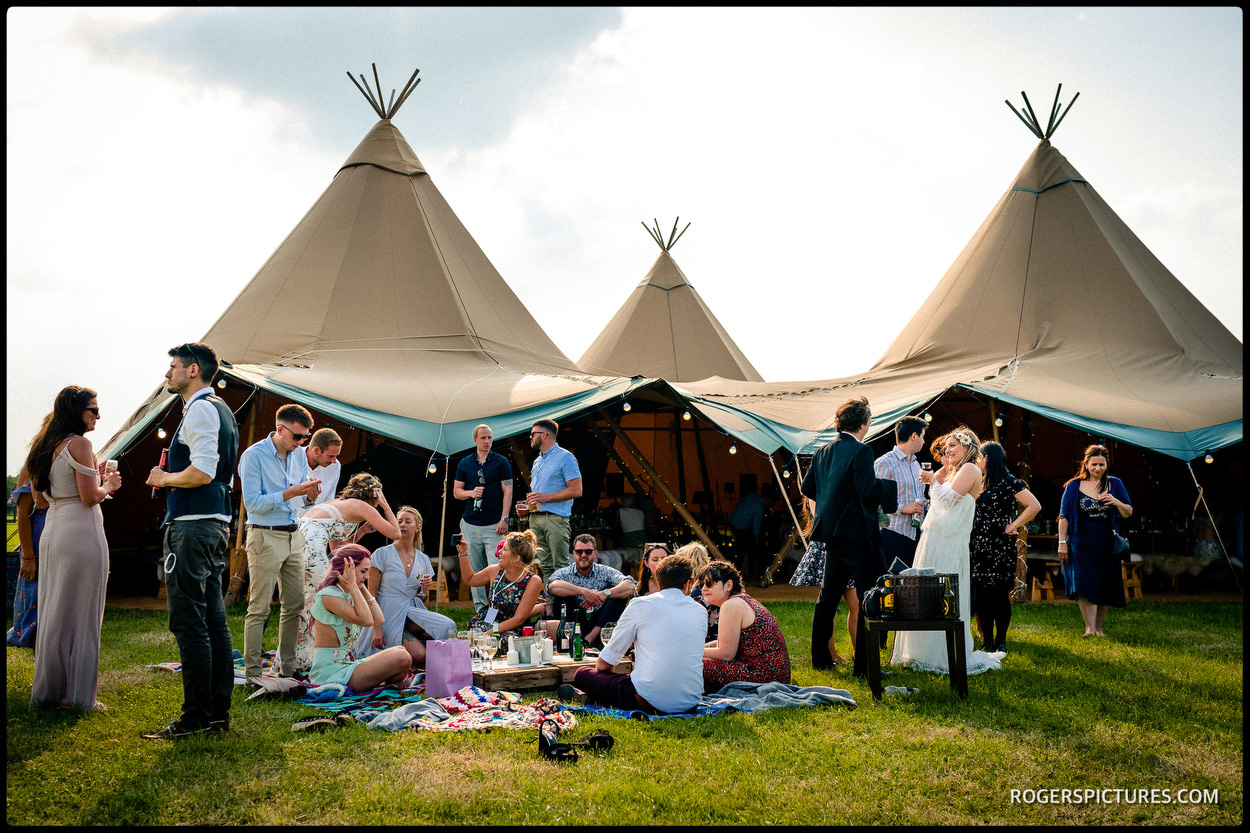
top-left (702, 594), bottom-right (791, 692)
top-left (467, 567), bottom-right (540, 637)
top-left (970, 474), bottom-right (1027, 595)
top-left (296, 503), bottom-right (360, 669)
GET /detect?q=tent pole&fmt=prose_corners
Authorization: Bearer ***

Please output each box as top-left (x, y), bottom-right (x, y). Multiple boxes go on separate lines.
top-left (989, 400), bottom-right (1001, 443)
top-left (1186, 462), bottom-right (1243, 594)
top-left (587, 419), bottom-right (651, 498)
top-left (598, 408), bottom-right (725, 562)
top-left (761, 455), bottom-right (808, 587)
top-left (435, 457), bottom-right (450, 610)
top-left (225, 388), bottom-right (263, 606)
top-left (673, 412), bottom-right (688, 504)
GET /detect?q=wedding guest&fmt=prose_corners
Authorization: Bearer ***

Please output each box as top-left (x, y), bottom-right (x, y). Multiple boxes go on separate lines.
top-left (7, 466), bottom-right (47, 648)
top-left (24, 386), bottom-right (121, 711)
top-left (790, 498), bottom-right (857, 665)
top-left (309, 544), bottom-right (412, 690)
top-left (1058, 444), bottom-right (1132, 637)
top-left (700, 561), bottom-right (791, 692)
top-left (970, 442), bottom-right (1041, 652)
top-left (675, 541), bottom-right (716, 641)
top-left (461, 530), bottom-right (544, 637)
top-left (354, 506), bottom-right (457, 666)
top-left (634, 542), bottom-right (672, 597)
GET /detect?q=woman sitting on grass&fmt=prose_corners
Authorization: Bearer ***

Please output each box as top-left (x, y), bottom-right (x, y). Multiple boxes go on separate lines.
top-left (700, 561), bottom-right (791, 693)
top-left (676, 541), bottom-right (717, 641)
top-left (309, 544), bottom-right (412, 691)
top-left (461, 530), bottom-right (544, 637)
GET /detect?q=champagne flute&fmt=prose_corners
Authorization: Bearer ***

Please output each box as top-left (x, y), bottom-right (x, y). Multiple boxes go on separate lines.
top-left (103, 459), bottom-right (119, 499)
top-left (481, 633), bottom-right (500, 668)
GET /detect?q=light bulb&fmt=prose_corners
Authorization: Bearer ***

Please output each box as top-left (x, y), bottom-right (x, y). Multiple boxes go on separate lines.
top-left (622, 400), bottom-right (632, 412)
top-left (682, 410), bottom-right (691, 421)
top-left (782, 469), bottom-right (791, 479)
top-left (729, 442), bottom-right (738, 455)
top-left (427, 462), bottom-right (438, 473)
top-left (157, 427), bottom-right (167, 439)
top-left (923, 412), bottom-right (933, 423)
top-left (217, 378), bottom-right (227, 389)
top-left (1204, 454), bottom-right (1214, 464)
top-left (994, 417), bottom-right (1003, 427)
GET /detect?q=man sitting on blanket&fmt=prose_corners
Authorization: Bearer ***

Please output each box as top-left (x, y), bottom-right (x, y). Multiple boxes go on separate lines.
top-left (567, 553), bottom-right (705, 714)
top-left (545, 534), bottom-right (636, 647)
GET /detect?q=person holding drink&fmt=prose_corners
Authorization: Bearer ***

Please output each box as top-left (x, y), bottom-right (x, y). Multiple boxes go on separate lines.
top-left (353, 506), bottom-right (456, 666)
top-left (525, 418), bottom-right (582, 583)
top-left (461, 530), bottom-right (545, 638)
top-left (873, 416), bottom-right (931, 569)
top-left (452, 424), bottom-right (513, 615)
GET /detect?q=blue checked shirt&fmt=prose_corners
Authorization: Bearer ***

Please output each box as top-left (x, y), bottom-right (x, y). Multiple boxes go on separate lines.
top-left (874, 446), bottom-right (926, 541)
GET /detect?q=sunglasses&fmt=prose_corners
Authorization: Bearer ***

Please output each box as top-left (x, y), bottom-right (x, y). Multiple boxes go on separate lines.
top-left (85, 407), bottom-right (100, 416)
top-left (281, 425), bottom-right (311, 445)
top-left (700, 578), bottom-right (719, 589)
top-left (529, 430), bottom-right (547, 437)
top-left (573, 548), bottom-right (596, 555)
top-left (644, 543), bottom-right (672, 555)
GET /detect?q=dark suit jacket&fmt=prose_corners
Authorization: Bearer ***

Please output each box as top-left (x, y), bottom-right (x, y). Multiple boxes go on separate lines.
top-left (801, 432), bottom-right (897, 574)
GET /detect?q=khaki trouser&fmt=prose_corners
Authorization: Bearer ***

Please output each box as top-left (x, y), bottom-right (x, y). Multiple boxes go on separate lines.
top-left (243, 526), bottom-right (304, 678)
top-left (528, 513), bottom-right (571, 584)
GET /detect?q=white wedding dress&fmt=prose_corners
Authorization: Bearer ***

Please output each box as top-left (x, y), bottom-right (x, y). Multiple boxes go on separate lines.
top-left (891, 480), bottom-right (1004, 675)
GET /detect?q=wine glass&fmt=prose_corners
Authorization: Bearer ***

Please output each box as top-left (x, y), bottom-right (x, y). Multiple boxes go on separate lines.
top-left (600, 622), bottom-right (616, 647)
top-left (480, 634), bottom-right (500, 668)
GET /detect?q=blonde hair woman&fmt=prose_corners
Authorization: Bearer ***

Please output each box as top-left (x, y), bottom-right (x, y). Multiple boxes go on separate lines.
top-left (891, 426), bottom-right (1005, 676)
top-left (461, 530), bottom-right (544, 637)
top-left (675, 541), bottom-right (717, 641)
top-left (354, 506), bottom-right (457, 666)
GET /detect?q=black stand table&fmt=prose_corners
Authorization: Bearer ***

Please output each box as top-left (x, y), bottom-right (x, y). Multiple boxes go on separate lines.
top-left (863, 618), bottom-right (968, 700)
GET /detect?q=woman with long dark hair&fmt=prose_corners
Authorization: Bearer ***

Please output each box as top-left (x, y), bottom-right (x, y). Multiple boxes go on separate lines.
top-left (970, 442), bottom-right (1040, 653)
top-left (23, 386), bottom-right (122, 710)
top-left (1058, 445), bottom-right (1132, 637)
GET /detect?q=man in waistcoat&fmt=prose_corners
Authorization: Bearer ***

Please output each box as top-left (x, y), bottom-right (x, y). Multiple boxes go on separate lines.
top-left (143, 342), bottom-right (240, 740)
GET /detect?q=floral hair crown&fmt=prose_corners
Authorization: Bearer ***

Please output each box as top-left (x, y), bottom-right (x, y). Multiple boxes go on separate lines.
top-left (954, 431), bottom-right (973, 447)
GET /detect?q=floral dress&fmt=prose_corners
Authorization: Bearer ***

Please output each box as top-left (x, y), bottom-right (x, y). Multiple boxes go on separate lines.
top-left (309, 585), bottom-right (366, 688)
top-left (702, 595), bottom-right (791, 692)
top-left (296, 503), bottom-right (360, 669)
top-left (467, 568), bottom-right (539, 637)
top-left (970, 474), bottom-right (1026, 595)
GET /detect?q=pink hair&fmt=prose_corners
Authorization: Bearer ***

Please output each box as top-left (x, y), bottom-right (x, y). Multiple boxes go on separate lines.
top-left (317, 543), bottom-right (371, 592)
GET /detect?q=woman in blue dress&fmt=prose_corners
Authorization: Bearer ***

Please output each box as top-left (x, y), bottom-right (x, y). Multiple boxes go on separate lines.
top-left (7, 468), bottom-right (48, 648)
top-left (310, 544), bottom-right (412, 691)
top-left (1058, 445), bottom-right (1133, 637)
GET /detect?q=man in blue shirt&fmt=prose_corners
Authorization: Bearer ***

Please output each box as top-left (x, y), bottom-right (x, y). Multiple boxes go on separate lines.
top-left (525, 418), bottom-right (582, 583)
top-left (874, 416), bottom-right (931, 568)
top-left (237, 403), bottom-right (323, 682)
top-left (546, 534), bottom-right (636, 647)
top-left (453, 423), bottom-right (514, 614)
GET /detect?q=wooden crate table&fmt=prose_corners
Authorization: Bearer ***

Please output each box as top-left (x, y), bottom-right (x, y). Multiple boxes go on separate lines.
top-left (863, 618), bottom-right (968, 701)
top-left (472, 655), bottom-right (632, 692)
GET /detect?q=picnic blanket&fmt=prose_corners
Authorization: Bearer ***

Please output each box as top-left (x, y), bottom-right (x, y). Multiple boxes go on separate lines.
top-left (559, 680), bottom-right (857, 720)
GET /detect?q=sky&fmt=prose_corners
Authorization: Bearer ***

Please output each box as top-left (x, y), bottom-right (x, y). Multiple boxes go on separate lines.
top-left (6, 6), bottom-right (1243, 475)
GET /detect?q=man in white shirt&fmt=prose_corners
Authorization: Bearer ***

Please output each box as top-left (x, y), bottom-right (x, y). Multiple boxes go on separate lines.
top-left (292, 428), bottom-right (342, 518)
top-left (566, 554), bottom-right (706, 714)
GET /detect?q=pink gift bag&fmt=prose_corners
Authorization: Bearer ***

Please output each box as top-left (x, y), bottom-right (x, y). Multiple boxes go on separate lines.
top-left (425, 639), bottom-right (472, 698)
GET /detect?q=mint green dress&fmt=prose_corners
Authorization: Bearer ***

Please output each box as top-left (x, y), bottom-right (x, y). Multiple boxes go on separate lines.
top-left (310, 585), bottom-right (366, 687)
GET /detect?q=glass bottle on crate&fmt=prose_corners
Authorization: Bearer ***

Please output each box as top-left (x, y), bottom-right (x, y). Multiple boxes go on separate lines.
top-left (943, 578), bottom-right (956, 620)
top-left (571, 621), bottom-right (585, 661)
top-left (556, 601), bottom-right (570, 655)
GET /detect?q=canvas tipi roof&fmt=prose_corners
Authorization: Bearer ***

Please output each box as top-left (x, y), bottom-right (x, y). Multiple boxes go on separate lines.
top-left (678, 92), bottom-right (1242, 460)
top-left (102, 68), bottom-right (634, 459)
top-left (578, 221), bottom-right (764, 383)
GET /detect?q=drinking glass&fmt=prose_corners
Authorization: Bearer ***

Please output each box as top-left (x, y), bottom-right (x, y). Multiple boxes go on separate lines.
top-left (481, 634), bottom-right (500, 667)
top-left (600, 623), bottom-right (615, 646)
top-left (102, 459), bottom-right (119, 499)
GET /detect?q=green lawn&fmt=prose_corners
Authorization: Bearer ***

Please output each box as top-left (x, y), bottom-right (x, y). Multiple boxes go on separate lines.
top-left (6, 599), bottom-right (1242, 825)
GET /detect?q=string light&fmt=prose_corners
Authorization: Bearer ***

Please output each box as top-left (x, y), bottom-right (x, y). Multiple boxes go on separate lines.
top-left (157, 428), bottom-right (167, 439)
top-left (622, 400), bottom-right (632, 412)
top-left (217, 378), bottom-right (227, 389)
top-left (782, 468), bottom-right (791, 479)
top-left (994, 416), bottom-right (1003, 427)
top-left (427, 461), bottom-right (438, 474)
top-left (682, 410), bottom-right (692, 421)
top-left (923, 412), bottom-right (933, 423)
top-left (729, 442), bottom-right (738, 455)
top-left (1204, 453), bottom-right (1214, 464)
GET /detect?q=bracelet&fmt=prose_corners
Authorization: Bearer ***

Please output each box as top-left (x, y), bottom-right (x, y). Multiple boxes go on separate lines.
top-left (21, 557), bottom-right (35, 562)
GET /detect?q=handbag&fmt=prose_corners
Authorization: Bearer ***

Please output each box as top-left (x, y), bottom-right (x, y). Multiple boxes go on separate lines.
top-left (1112, 533), bottom-right (1131, 560)
top-left (425, 639), bottom-right (473, 698)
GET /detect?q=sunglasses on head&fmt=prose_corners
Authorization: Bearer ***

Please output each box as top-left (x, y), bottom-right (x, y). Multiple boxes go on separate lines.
top-left (645, 543), bottom-right (672, 554)
top-left (573, 547), bottom-right (595, 555)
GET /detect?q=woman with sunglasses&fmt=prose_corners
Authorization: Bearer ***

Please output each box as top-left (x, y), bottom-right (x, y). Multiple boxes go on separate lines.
top-left (23, 386), bottom-right (121, 710)
top-left (295, 472), bottom-right (400, 671)
top-left (700, 561), bottom-right (790, 692)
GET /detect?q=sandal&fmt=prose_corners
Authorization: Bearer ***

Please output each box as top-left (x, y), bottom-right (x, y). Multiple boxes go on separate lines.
top-left (570, 730), bottom-right (614, 752)
top-left (538, 717), bottom-right (579, 763)
top-left (291, 715), bottom-right (339, 733)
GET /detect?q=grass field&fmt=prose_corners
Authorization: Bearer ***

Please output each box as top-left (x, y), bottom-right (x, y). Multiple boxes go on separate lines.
top-left (6, 598), bottom-right (1242, 825)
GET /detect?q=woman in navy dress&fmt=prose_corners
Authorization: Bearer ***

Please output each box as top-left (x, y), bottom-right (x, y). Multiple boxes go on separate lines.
top-left (1057, 445), bottom-right (1133, 637)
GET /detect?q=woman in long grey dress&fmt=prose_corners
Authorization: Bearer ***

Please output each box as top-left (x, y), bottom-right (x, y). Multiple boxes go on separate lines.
top-left (24, 386), bottom-right (122, 710)
top-left (354, 506), bottom-right (456, 666)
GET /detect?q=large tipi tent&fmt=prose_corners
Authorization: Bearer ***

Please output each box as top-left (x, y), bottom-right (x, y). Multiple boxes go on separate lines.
top-left (678, 89), bottom-right (1242, 463)
top-left (578, 220), bottom-right (764, 383)
top-left (100, 68), bottom-right (637, 465)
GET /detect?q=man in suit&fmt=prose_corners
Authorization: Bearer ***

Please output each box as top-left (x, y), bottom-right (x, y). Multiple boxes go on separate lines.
top-left (800, 396), bottom-right (897, 676)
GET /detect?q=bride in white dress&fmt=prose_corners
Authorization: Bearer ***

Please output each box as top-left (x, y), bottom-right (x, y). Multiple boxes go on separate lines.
top-left (892, 427), bottom-right (1005, 675)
